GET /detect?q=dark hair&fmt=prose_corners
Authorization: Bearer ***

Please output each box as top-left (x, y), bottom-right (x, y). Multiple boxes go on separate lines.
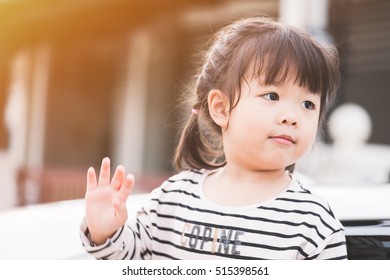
top-left (174, 16), bottom-right (340, 171)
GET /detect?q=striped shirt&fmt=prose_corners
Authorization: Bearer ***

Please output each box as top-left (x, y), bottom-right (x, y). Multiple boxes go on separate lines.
top-left (80, 169), bottom-right (347, 260)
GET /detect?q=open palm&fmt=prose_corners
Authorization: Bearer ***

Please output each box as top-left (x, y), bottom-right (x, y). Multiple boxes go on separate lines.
top-left (85, 157), bottom-right (134, 245)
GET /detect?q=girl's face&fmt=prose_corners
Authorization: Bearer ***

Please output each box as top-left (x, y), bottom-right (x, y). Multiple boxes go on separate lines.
top-left (222, 74), bottom-right (321, 172)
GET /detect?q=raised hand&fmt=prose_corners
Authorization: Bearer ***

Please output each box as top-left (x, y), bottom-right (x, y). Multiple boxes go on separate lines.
top-left (84, 157), bottom-right (134, 245)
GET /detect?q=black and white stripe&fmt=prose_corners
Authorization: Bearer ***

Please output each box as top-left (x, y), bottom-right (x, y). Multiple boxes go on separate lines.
top-left (80, 169), bottom-right (347, 260)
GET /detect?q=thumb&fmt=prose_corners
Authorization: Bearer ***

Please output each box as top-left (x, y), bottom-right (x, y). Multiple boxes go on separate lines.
top-left (112, 197), bottom-right (127, 219)
top-left (120, 174), bottom-right (135, 198)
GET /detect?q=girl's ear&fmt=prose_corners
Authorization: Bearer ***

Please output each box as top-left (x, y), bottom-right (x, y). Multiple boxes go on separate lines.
top-left (208, 89), bottom-right (230, 128)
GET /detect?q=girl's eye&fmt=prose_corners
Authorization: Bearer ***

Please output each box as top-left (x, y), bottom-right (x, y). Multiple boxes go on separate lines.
top-left (303, 101), bottom-right (316, 110)
top-left (262, 92), bottom-right (279, 101)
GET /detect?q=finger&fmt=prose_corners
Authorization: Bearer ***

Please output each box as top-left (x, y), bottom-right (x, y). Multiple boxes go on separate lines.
top-left (86, 167), bottom-right (97, 191)
top-left (120, 174), bottom-right (135, 198)
top-left (98, 157), bottom-right (110, 187)
top-left (111, 165), bottom-right (125, 190)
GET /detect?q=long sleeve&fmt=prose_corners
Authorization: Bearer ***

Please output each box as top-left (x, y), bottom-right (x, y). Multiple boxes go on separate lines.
top-left (306, 230), bottom-right (348, 260)
top-left (80, 194), bottom-right (156, 260)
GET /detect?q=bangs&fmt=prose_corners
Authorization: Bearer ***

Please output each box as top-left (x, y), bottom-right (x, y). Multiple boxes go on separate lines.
top-left (227, 26), bottom-right (340, 103)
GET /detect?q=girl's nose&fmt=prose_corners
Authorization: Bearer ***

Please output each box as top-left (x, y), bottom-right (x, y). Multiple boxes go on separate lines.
top-left (279, 113), bottom-right (298, 127)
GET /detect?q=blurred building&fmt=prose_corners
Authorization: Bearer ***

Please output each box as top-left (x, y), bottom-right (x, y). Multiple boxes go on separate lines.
top-left (0, 0), bottom-right (389, 209)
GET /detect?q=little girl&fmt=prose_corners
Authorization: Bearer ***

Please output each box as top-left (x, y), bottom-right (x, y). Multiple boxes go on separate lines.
top-left (80, 16), bottom-right (347, 260)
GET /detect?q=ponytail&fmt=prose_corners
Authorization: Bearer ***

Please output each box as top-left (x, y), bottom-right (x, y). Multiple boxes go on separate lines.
top-left (174, 111), bottom-right (224, 171)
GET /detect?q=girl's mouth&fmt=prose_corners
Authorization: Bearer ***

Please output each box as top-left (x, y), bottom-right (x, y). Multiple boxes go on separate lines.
top-left (270, 135), bottom-right (295, 145)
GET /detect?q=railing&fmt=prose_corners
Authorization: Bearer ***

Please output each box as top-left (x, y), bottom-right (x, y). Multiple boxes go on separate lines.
top-left (16, 166), bottom-right (170, 206)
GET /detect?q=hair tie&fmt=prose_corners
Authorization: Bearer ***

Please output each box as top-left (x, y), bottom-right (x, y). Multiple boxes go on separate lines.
top-left (191, 108), bottom-right (199, 115)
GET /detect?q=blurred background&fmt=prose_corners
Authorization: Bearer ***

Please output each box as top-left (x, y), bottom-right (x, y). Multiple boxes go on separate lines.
top-left (0, 0), bottom-right (389, 211)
